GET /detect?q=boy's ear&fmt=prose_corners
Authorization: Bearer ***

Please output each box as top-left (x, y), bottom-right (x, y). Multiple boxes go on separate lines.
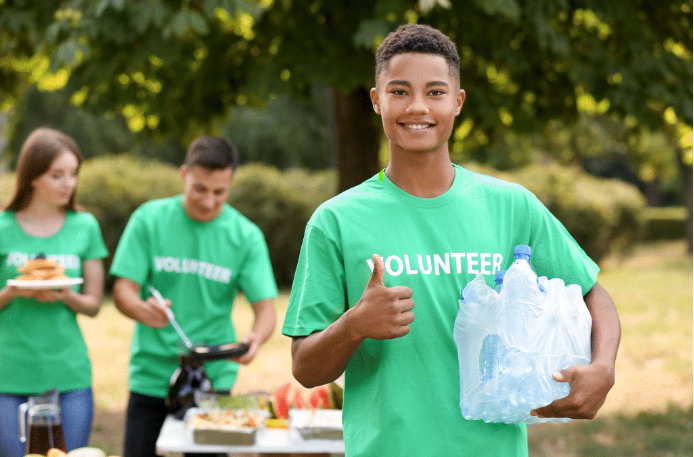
top-left (370, 87), bottom-right (381, 114)
top-left (455, 89), bottom-right (466, 116)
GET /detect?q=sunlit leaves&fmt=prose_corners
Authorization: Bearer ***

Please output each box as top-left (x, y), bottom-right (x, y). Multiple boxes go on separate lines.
top-left (418, 0), bottom-right (451, 14)
top-left (164, 9), bottom-right (210, 38)
top-left (471, 0), bottom-right (520, 21)
top-left (353, 19), bottom-right (390, 48)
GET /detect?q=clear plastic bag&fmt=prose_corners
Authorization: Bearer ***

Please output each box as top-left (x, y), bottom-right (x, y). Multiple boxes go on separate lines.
top-left (454, 247), bottom-right (592, 424)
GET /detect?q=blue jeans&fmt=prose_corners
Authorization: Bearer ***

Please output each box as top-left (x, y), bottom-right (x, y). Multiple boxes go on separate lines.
top-left (0, 388), bottom-right (93, 457)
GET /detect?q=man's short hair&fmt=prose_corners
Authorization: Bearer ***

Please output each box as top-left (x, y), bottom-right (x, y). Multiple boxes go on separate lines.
top-left (375, 24), bottom-right (460, 85)
top-left (184, 136), bottom-right (240, 171)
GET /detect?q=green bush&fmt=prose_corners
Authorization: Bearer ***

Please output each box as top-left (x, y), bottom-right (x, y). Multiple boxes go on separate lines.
top-left (0, 155), bottom-right (649, 287)
top-left (77, 155), bottom-right (182, 274)
top-left (80, 156), bottom-right (338, 288)
top-left (0, 174), bottom-right (14, 205)
top-left (80, 157), bottom-right (336, 289)
top-left (640, 206), bottom-right (687, 241)
top-left (463, 162), bottom-right (647, 264)
top-left (227, 163), bottom-right (337, 286)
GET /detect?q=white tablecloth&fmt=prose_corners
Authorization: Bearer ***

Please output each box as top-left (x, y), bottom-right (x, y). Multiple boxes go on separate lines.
top-left (156, 415), bottom-right (345, 455)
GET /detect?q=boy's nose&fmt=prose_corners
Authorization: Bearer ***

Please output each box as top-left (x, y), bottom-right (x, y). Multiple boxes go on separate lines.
top-left (405, 100), bottom-right (429, 114)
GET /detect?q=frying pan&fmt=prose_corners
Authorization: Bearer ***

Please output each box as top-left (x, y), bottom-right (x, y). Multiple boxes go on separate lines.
top-left (149, 286), bottom-right (250, 361)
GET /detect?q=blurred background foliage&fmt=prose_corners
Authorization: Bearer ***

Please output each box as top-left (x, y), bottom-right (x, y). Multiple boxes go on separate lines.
top-left (0, 155), bottom-right (649, 288)
top-left (0, 0), bottom-right (691, 266)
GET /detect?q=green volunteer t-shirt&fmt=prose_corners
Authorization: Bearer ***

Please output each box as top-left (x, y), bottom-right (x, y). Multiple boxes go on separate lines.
top-left (110, 195), bottom-right (278, 398)
top-left (283, 165), bottom-right (599, 457)
top-left (0, 210), bottom-right (108, 394)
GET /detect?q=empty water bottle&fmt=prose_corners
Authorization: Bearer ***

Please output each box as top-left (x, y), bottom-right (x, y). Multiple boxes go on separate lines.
top-left (454, 244), bottom-right (592, 424)
top-left (481, 270), bottom-right (507, 382)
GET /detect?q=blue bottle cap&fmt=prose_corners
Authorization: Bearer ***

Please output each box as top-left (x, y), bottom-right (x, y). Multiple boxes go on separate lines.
top-left (495, 269), bottom-right (506, 285)
top-left (514, 244), bottom-right (532, 258)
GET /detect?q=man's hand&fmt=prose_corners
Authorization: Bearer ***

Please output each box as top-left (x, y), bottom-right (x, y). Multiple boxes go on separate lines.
top-left (230, 333), bottom-right (261, 365)
top-left (530, 362), bottom-right (615, 420)
top-left (141, 296), bottom-right (172, 329)
top-left (113, 277), bottom-right (172, 328)
top-left (347, 254), bottom-right (415, 340)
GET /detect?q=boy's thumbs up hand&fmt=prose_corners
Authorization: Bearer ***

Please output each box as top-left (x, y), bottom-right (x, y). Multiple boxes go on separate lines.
top-left (368, 252), bottom-right (386, 287)
top-left (347, 254), bottom-right (415, 341)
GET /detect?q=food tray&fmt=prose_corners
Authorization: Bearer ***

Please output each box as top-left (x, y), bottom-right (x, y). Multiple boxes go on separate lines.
top-left (185, 407), bottom-right (268, 446)
top-left (289, 409), bottom-right (343, 440)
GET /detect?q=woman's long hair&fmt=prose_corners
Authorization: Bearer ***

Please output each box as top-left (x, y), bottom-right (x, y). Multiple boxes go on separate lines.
top-left (5, 128), bottom-right (83, 212)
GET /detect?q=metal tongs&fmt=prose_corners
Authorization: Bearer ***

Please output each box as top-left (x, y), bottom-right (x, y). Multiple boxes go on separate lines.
top-left (149, 286), bottom-right (194, 350)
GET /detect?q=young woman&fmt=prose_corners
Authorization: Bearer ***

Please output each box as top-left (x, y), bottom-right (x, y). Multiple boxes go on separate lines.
top-left (0, 128), bottom-right (108, 457)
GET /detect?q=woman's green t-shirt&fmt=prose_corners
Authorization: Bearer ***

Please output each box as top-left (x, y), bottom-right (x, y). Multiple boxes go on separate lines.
top-left (0, 210), bottom-right (108, 394)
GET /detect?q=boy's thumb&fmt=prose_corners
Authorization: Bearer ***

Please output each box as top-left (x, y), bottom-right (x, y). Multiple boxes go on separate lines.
top-left (368, 254), bottom-right (385, 287)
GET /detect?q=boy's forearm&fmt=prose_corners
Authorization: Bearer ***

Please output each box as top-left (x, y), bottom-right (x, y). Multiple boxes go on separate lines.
top-left (291, 308), bottom-right (364, 388)
top-left (585, 282), bottom-right (621, 371)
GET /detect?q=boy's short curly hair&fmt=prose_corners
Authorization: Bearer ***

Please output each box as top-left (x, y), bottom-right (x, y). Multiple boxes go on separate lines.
top-left (375, 24), bottom-right (460, 85)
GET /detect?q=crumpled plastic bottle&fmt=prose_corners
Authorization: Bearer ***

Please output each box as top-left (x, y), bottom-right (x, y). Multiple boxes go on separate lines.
top-left (454, 244), bottom-right (592, 424)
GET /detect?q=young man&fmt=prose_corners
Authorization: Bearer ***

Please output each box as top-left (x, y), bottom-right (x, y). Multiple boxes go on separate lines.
top-left (282, 24), bottom-right (620, 456)
top-left (111, 136), bottom-right (278, 457)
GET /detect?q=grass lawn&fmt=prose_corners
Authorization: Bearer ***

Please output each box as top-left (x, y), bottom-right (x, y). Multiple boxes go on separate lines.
top-left (79, 241), bottom-right (693, 456)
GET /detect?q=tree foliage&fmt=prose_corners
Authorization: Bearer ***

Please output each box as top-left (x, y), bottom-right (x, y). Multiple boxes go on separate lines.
top-left (2, 0), bottom-right (690, 141)
top-left (0, 0), bottom-right (691, 221)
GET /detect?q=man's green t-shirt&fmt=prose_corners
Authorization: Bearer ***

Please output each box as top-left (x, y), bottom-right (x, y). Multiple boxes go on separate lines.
top-left (110, 196), bottom-right (278, 398)
top-left (283, 165), bottom-right (599, 457)
top-left (0, 210), bottom-right (108, 394)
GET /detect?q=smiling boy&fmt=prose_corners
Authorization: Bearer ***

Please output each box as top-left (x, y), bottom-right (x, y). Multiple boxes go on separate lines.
top-left (283, 24), bottom-right (620, 456)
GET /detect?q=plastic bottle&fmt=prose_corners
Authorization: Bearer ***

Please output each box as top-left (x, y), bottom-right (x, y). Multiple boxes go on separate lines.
top-left (494, 269), bottom-right (506, 292)
top-left (513, 244), bottom-right (533, 270)
top-left (512, 245), bottom-right (545, 292)
top-left (480, 270), bottom-right (506, 383)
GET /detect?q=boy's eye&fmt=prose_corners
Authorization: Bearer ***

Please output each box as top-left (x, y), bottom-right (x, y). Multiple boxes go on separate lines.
top-left (430, 89), bottom-right (445, 96)
top-left (391, 89), bottom-right (407, 95)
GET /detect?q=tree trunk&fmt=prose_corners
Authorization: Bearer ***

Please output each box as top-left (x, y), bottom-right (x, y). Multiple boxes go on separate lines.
top-left (332, 87), bottom-right (381, 192)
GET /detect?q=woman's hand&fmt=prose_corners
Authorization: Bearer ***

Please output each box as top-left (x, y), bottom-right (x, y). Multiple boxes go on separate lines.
top-left (60, 259), bottom-right (105, 317)
top-left (0, 285), bottom-right (39, 311)
top-left (33, 287), bottom-right (71, 303)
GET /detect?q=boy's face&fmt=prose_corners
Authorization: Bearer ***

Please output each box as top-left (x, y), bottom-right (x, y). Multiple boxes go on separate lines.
top-left (370, 53), bottom-right (465, 158)
top-left (180, 164), bottom-right (233, 222)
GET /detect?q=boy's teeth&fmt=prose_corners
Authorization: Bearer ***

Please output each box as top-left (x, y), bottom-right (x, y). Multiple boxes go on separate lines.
top-left (407, 124), bottom-right (429, 130)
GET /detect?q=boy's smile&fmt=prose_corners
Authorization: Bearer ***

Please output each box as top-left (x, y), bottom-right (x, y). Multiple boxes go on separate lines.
top-left (371, 53), bottom-right (465, 158)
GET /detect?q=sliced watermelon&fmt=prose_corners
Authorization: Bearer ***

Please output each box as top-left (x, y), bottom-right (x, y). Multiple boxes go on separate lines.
top-left (270, 382), bottom-right (291, 419)
top-left (292, 389), bottom-right (306, 409)
top-left (309, 386), bottom-right (332, 409)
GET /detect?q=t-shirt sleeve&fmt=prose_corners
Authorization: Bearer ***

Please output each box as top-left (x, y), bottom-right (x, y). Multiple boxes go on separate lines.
top-left (237, 227), bottom-right (278, 303)
top-left (82, 213), bottom-right (109, 260)
top-left (109, 208), bottom-right (151, 285)
top-left (524, 191), bottom-right (600, 295)
top-left (282, 217), bottom-right (347, 337)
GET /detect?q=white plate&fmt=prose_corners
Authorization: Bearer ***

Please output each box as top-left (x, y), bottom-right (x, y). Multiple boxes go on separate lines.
top-left (6, 278), bottom-right (84, 289)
